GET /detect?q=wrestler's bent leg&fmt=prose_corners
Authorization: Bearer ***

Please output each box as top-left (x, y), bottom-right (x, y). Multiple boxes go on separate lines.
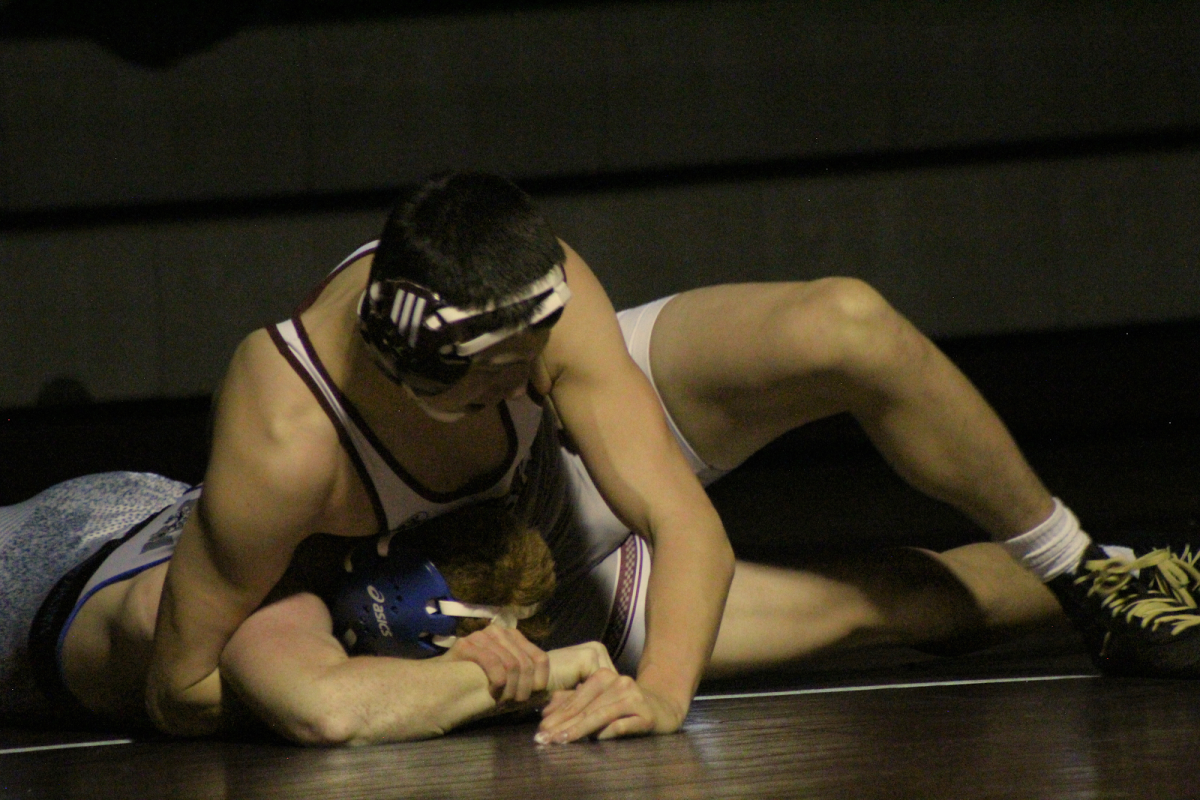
top-left (645, 281), bottom-right (1053, 540)
top-left (623, 287), bottom-right (1200, 679)
top-left (612, 292), bottom-right (1065, 676)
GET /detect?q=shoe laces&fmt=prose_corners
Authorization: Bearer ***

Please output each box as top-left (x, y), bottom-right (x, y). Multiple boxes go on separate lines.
top-left (1075, 548), bottom-right (1200, 635)
top-left (1143, 545), bottom-right (1200, 600)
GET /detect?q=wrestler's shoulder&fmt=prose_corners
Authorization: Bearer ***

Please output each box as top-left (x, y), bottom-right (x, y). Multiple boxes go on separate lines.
top-left (214, 329), bottom-right (344, 470)
top-left (545, 241), bottom-right (627, 377)
top-left (224, 327), bottom-right (298, 388)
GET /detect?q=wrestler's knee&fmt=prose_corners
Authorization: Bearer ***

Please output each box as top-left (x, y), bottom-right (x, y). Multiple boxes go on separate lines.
top-left (767, 277), bottom-right (917, 377)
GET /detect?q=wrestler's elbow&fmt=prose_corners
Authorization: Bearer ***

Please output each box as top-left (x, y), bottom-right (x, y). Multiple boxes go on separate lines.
top-left (266, 698), bottom-right (368, 747)
top-left (719, 535), bottom-right (736, 575)
top-left (274, 695), bottom-right (446, 747)
top-left (683, 513), bottom-right (735, 577)
top-left (146, 670), bottom-right (224, 737)
top-left (280, 712), bottom-right (361, 748)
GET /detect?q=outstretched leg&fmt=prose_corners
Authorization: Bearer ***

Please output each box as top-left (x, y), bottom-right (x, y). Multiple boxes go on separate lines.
top-left (708, 543), bottom-right (1065, 677)
top-left (648, 279), bottom-right (1052, 540)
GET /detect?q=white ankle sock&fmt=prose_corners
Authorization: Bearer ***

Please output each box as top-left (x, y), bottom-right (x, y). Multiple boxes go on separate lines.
top-left (1000, 498), bottom-right (1091, 581)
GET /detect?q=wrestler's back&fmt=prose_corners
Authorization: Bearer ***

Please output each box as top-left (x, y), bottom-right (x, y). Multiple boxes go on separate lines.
top-left (61, 563), bottom-right (168, 723)
top-left (60, 530), bottom-right (356, 724)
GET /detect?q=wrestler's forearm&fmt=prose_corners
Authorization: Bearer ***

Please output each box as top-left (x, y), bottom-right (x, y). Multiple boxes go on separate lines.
top-left (285, 658), bottom-right (503, 745)
top-left (637, 510), bottom-right (734, 721)
top-left (222, 592), bottom-right (548, 745)
top-left (224, 619), bottom-right (523, 745)
top-left (258, 643), bottom-right (617, 746)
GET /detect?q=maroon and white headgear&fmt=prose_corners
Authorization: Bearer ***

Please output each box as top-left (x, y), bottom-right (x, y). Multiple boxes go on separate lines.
top-left (358, 262), bottom-right (571, 394)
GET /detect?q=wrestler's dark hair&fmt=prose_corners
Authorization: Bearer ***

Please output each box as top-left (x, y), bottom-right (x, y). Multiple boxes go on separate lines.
top-left (404, 500), bottom-right (556, 644)
top-left (372, 172), bottom-right (566, 333)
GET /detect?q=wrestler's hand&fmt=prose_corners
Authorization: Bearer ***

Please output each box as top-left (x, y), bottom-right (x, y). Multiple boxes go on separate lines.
top-left (442, 627), bottom-right (550, 704)
top-left (535, 672), bottom-right (687, 744)
top-left (545, 641), bottom-right (616, 693)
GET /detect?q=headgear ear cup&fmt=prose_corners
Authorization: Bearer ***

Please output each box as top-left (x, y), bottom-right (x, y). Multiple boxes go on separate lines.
top-left (329, 537), bottom-right (459, 659)
top-left (357, 279), bottom-right (472, 391)
top-left (357, 264), bottom-right (571, 395)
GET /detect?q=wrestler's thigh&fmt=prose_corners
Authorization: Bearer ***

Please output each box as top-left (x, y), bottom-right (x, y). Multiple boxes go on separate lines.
top-left (649, 280), bottom-right (872, 469)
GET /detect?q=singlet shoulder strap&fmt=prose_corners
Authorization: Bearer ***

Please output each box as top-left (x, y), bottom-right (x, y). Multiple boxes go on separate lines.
top-left (268, 319), bottom-right (390, 533)
top-left (294, 240), bottom-right (381, 314)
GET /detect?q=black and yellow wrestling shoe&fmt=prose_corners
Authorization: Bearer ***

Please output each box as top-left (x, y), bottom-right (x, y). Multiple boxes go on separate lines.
top-left (1048, 544), bottom-right (1200, 678)
top-left (1140, 545), bottom-right (1200, 601)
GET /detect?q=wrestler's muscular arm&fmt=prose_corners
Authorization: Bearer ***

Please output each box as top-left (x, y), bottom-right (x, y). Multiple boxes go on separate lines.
top-left (220, 592), bottom-right (613, 745)
top-left (536, 244), bottom-right (735, 742)
top-left (145, 331), bottom-right (350, 735)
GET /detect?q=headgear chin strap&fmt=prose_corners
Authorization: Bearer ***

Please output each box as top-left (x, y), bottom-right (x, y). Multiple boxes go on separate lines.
top-left (358, 263), bottom-right (571, 395)
top-left (329, 531), bottom-right (540, 659)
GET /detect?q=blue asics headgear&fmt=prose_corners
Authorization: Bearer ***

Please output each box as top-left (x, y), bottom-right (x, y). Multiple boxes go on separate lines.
top-left (330, 532), bottom-right (539, 659)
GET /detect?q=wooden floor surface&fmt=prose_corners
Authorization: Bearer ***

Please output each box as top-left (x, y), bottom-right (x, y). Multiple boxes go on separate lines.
top-left (4, 649), bottom-right (1199, 800)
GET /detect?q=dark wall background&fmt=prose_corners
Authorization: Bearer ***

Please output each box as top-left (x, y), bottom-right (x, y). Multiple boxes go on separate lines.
top-left (1, 1), bottom-right (1199, 544)
top-left (5, 1), bottom-right (1200, 207)
top-left (2, 1), bottom-right (1199, 409)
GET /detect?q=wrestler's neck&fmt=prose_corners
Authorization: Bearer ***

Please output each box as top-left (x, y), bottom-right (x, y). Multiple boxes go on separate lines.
top-left (296, 255), bottom-right (378, 380)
